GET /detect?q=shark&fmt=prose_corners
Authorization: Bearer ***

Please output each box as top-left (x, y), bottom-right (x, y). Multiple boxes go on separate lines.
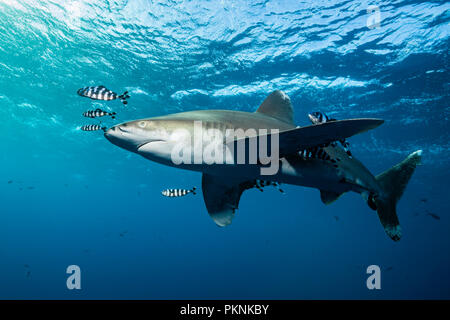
top-left (104, 90), bottom-right (422, 241)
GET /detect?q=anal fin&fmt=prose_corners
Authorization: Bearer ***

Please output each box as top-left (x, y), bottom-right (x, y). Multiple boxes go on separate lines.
top-left (319, 190), bottom-right (343, 205)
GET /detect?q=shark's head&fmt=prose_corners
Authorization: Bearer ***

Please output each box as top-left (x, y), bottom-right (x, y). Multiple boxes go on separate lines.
top-left (104, 118), bottom-right (191, 165)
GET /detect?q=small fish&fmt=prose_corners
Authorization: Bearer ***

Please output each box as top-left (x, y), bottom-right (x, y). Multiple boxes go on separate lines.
top-left (299, 146), bottom-right (332, 161)
top-left (81, 124), bottom-right (106, 132)
top-left (119, 231), bottom-right (128, 237)
top-left (308, 111), bottom-right (336, 124)
top-left (83, 108), bottom-right (116, 119)
top-left (254, 180), bottom-right (265, 192)
top-left (8, 180), bottom-right (13, 184)
top-left (308, 111), bottom-right (352, 158)
top-left (254, 180), bottom-right (285, 193)
top-left (426, 212), bottom-right (441, 220)
top-left (333, 215), bottom-right (339, 221)
top-left (27, 186), bottom-right (35, 190)
top-left (162, 187), bottom-right (196, 197)
top-left (77, 86), bottom-right (130, 105)
top-left (385, 266), bottom-right (394, 272)
top-left (420, 198), bottom-right (428, 203)
top-left (275, 184), bottom-right (285, 194)
top-left (24, 264), bottom-right (31, 278)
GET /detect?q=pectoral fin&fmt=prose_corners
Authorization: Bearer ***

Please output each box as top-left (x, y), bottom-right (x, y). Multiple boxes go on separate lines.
top-left (202, 174), bottom-right (254, 227)
top-left (227, 119), bottom-right (384, 160)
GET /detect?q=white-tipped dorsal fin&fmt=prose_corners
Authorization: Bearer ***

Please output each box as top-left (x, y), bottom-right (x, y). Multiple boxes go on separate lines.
top-left (256, 90), bottom-right (294, 125)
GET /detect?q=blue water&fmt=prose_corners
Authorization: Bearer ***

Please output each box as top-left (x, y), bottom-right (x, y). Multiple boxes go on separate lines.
top-left (0, 0), bottom-right (449, 299)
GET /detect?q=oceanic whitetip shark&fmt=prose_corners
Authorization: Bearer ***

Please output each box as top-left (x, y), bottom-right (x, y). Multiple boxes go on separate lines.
top-left (104, 90), bottom-right (421, 241)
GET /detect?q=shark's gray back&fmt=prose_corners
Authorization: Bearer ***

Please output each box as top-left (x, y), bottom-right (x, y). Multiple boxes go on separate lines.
top-left (151, 109), bottom-right (295, 132)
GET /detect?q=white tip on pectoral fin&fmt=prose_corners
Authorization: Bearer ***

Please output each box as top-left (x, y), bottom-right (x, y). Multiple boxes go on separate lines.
top-left (210, 208), bottom-right (235, 227)
top-left (385, 225), bottom-right (402, 242)
top-left (408, 150), bottom-right (423, 165)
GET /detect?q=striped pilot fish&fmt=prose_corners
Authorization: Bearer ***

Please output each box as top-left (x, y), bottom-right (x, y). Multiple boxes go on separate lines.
top-left (83, 108), bottom-right (117, 119)
top-left (254, 180), bottom-right (285, 193)
top-left (162, 187), bottom-right (197, 197)
top-left (308, 111), bottom-right (352, 157)
top-left (81, 124), bottom-right (106, 132)
top-left (308, 111), bottom-right (336, 124)
top-left (299, 146), bottom-right (340, 168)
top-left (77, 85), bottom-right (130, 105)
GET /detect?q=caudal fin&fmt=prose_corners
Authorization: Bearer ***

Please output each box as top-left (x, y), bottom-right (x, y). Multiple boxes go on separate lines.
top-left (118, 91), bottom-right (130, 105)
top-left (374, 150), bottom-right (422, 241)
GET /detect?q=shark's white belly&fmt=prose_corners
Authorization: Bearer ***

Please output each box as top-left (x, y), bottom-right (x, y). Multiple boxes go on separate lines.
top-left (138, 143), bottom-right (353, 194)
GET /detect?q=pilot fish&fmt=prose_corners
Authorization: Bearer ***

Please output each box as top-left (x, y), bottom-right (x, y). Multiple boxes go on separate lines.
top-left (77, 86), bottom-right (130, 105)
top-left (254, 180), bottom-right (285, 193)
top-left (83, 108), bottom-right (116, 119)
top-left (426, 212), bottom-right (441, 220)
top-left (308, 111), bottom-right (353, 157)
top-left (308, 111), bottom-right (336, 124)
top-left (162, 187), bottom-right (197, 197)
top-left (81, 124), bottom-right (106, 132)
top-left (297, 145), bottom-right (341, 168)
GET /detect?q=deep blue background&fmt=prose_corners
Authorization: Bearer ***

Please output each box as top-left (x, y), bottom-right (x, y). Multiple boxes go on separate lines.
top-left (0, 0), bottom-right (449, 299)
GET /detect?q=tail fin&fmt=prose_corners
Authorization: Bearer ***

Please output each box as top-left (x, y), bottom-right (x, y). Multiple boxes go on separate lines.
top-left (110, 112), bottom-right (116, 119)
top-left (192, 187), bottom-right (197, 195)
top-left (118, 91), bottom-right (130, 105)
top-left (374, 150), bottom-right (422, 241)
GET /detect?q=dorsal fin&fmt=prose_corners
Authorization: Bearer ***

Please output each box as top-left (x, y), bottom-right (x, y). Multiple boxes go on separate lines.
top-left (255, 90), bottom-right (294, 125)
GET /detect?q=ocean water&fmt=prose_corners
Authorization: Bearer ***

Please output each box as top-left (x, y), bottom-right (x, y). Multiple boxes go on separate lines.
top-left (0, 0), bottom-right (449, 300)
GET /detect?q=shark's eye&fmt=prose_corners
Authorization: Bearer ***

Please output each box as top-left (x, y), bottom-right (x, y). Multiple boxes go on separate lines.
top-left (138, 121), bottom-right (147, 128)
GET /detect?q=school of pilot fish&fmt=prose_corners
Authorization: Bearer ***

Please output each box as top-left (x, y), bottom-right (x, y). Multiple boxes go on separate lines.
top-left (78, 85), bottom-right (129, 132)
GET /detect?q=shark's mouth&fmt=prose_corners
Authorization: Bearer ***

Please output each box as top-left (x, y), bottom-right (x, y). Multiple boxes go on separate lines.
top-left (137, 140), bottom-right (165, 152)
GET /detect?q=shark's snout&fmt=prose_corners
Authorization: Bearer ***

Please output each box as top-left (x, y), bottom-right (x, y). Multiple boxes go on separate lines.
top-left (104, 122), bottom-right (166, 154)
top-left (104, 124), bottom-right (143, 153)
top-left (104, 126), bottom-right (120, 143)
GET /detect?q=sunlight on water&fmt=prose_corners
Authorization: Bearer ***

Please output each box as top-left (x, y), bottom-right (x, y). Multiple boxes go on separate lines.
top-left (0, 0), bottom-right (448, 299)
